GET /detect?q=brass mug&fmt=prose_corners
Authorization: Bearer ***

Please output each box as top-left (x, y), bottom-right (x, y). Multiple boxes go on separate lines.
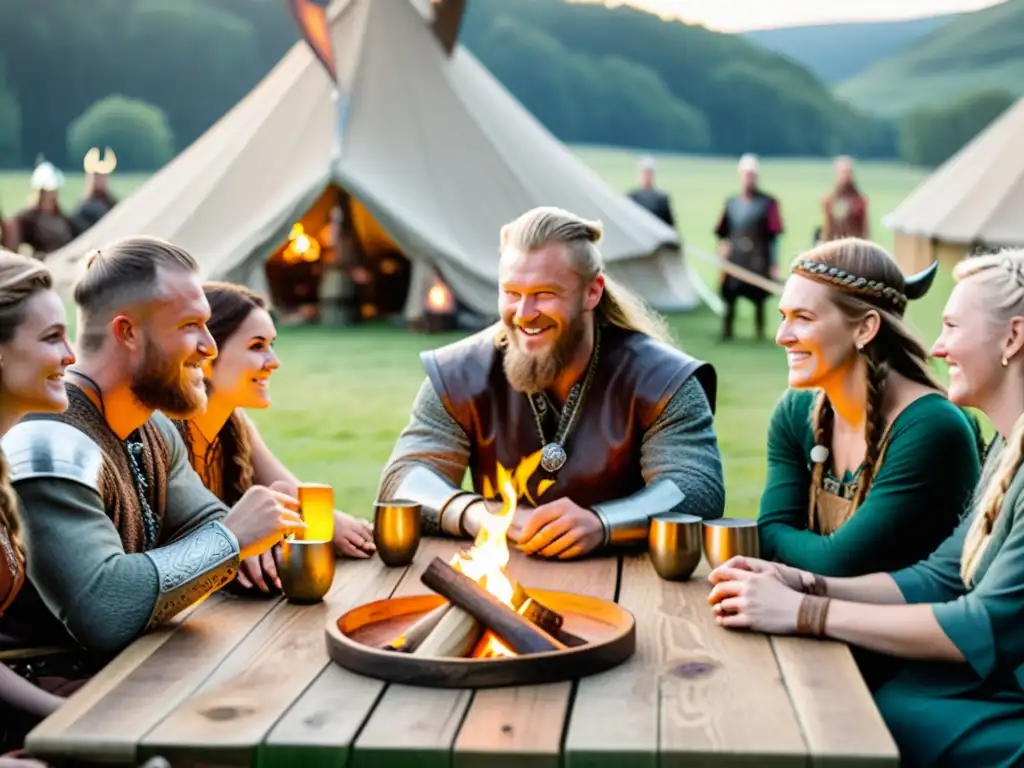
top-left (278, 539), bottom-right (335, 604)
top-left (374, 499), bottom-right (421, 567)
top-left (648, 512), bottom-right (703, 581)
top-left (702, 518), bottom-right (760, 571)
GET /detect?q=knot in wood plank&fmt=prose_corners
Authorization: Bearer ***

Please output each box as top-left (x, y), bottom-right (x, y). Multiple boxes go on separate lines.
top-left (199, 704), bottom-right (256, 722)
top-left (667, 658), bottom-right (718, 679)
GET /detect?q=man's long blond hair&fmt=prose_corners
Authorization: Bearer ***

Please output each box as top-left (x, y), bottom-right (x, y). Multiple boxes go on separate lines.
top-left (494, 206), bottom-right (673, 345)
top-left (956, 249), bottom-right (1024, 586)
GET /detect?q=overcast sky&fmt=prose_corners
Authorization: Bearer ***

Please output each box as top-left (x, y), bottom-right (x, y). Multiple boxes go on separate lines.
top-left (583, 0), bottom-right (1006, 31)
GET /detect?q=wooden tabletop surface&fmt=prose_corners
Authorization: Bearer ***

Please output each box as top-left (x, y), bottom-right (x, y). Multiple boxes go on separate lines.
top-left (26, 536), bottom-right (900, 767)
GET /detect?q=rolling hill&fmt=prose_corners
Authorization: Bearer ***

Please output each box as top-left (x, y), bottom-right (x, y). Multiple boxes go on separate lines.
top-left (836, 0), bottom-right (1024, 116)
top-left (744, 15), bottom-right (957, 84)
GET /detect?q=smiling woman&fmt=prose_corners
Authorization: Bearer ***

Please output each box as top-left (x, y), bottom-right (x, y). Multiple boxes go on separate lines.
top-left (757, 237), bottom-right (985, 580)
top-left (0, 249), bottom-right (77, 756)
top-left (175, 282), bottom-right (375, 594)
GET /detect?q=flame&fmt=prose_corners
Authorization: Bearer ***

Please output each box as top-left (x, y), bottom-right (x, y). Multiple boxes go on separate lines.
top-left (447, 454), bottom-right (543, 659)
top-left (283, 222), bottom-right (322, 264)
top-left (426, 278), bottom-right (455, 313)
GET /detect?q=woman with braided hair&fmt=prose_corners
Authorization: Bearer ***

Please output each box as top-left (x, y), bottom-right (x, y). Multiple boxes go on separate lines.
top-left (176, 282), bottom-right (374, 593)
top-left (707, 249), bottom-right (1024, 766)
top-left (758, 238), bottom-right (983, 577)
top-left (0, 250), bottom-right (76, 764)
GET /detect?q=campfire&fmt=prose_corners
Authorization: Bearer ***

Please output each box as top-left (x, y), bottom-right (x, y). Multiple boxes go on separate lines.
top-left (326, 453), bottom-right (636, 688)
top-left (383, 454), bottom-right (583, 659)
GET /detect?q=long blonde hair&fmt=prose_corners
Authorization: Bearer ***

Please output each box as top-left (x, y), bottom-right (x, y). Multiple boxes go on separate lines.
top-left (793, 238), bottom-right (944, 514)
top-left (956, 249), bottom-right (1024, 586)
top-left (0, 248), bottom-right (56, 564)
top-left (494, 206), bottom-right (673, 345)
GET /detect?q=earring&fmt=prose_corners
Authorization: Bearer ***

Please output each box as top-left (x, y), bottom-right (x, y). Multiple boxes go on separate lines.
top-left (1002, 356), bottom-right (1009, 367)
top-left (856, 342), bottom-right (864, 351)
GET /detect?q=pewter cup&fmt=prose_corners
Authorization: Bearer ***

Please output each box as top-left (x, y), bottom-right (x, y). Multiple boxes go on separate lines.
top-left (373, 499), bottom-right (421, 567)
top-left (702, 518), bottom-right (760, 571)
top-left (278, 539), bottom-right (335, 604)
top-left (648, 512), bottom-right (703, 581)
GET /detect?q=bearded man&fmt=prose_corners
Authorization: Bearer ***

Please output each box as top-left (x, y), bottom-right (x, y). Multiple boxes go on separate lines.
top-left (0, 236), bottom-right (303, 697)
top-left (378, 206), bottom-right (725, 560)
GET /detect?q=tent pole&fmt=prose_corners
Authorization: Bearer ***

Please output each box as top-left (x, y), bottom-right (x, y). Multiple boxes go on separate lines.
top-left (321, 85), bottom-right (353, 326)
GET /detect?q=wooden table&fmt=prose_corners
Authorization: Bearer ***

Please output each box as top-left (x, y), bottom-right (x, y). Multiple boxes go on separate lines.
top-left (27, 537), bottom-right (899, 767)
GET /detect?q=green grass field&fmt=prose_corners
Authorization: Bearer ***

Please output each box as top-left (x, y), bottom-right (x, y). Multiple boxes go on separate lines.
top-left (0, 151), bottom-right (946, 521)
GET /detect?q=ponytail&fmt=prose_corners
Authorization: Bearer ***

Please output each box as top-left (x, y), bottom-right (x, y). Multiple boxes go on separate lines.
top-left (596, 274), bottom-right (674, 345)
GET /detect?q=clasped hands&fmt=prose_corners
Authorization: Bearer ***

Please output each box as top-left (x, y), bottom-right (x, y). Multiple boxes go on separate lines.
top-left (706, 556), bottom-right (813, 634)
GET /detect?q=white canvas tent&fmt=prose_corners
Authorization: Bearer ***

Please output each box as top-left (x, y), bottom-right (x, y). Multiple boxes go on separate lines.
top-left (46, 0), bottom-right (707, 323)
top-left (885, 96), bottom-right (1024, 275)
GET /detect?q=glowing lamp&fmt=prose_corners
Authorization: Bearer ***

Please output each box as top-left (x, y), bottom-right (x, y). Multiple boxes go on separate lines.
top-left (283, 223), bottom-right (322, 264)
top-left (297, 483), bottom-right (335, 542)
top-left (424, 276), bottom-right (457, 333)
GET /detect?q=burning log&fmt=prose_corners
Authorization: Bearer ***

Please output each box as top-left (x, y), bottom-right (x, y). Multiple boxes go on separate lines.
top-left (383, 602), bottom-right (452, 653)
top-left (421, 557), bottom-right (565, 656)
top-left (412, 605), bottom-right (482, 657)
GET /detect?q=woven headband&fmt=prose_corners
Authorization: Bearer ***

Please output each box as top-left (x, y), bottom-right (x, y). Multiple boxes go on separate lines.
top-left (792, 258), bottom-right (908, 311)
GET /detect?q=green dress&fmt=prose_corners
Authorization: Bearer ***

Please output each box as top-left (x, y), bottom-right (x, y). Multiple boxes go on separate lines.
top-left (879, 436), bottom-right (1024, 767)
top-left (758, 390), bottom-right (982, 576)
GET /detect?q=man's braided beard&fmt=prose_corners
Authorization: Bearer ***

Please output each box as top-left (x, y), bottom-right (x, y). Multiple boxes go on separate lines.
top-left (502, 300), bottom-right (587, 394)
top-left (130, 335), bottom-right (207, 419)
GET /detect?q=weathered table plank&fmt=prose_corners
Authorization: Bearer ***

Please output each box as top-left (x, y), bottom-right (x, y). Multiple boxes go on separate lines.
top-left (563, 554), bottom-right (658, 768)
top-left (771, 637), bottom-right (899, 766)
top-left (658, 563), bottom-right (807, 767)
top-left (566, 555), bottom-right (808, 767)
top-left (342, 536), bottom-right (467, 768)
top-left (28, 590), bottom-right (282, 764)
top-left (452, 553), bottom-right (620, 768)
top-left (140, 554), bottom-right (406, 767)
top-left (25, 596), bottom-right (215, 756)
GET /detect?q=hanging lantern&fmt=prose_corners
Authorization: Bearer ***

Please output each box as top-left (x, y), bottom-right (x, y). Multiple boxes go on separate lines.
top-left (283, 222), bottom-right (322, 264)
top-left (424, 276), bottom-right (457, 333)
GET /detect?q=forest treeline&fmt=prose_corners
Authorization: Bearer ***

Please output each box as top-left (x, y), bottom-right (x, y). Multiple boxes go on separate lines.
top-left (0, 0), bottom-right (1001, 172)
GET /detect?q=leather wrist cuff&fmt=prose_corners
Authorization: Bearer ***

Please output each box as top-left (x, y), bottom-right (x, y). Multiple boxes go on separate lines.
top-left (796, 594), bottom-right (831, 637)
top-left (143, 521), bottom-right (240, 629)
top-left (591, 479), bottom-right (685, 548)
top-left (441, 493), bottom-right (483, 537)
top-left (392, 464), bottom-right (482, 538)
top-left (805, 573), bottom-right (828, 596)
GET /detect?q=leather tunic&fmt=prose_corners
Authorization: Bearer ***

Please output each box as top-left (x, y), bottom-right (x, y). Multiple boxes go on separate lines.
top-left (421, 324), bottom-right (716, 509)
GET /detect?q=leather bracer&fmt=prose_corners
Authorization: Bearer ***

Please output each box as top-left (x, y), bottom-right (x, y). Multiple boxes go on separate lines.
top-left (391, 463), bottom-right (483, 537)
top-left (591, 478), bottom-right (685, 548)
top-left (143, 521), bottom-right (240, 628)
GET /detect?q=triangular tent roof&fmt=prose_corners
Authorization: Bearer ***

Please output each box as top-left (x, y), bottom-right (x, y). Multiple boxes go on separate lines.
top-left (884, 96), bottom-right (1024, 246)
top-left (46, 0), bottom-right (704, 318)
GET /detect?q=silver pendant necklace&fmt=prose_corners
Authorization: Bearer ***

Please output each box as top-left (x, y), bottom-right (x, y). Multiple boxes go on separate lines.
top-left (527, 326), bottom-right (601, 474)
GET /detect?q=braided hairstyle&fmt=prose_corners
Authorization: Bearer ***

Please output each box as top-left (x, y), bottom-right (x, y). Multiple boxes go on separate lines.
top-left (795, 238), bottom-right (944, 516)
top-left (0, 248), bottom-right (57, 563)
top-left (955, 250), bottom-right (1024, 586)
top-left (176, 282), bottom-right (269, 506)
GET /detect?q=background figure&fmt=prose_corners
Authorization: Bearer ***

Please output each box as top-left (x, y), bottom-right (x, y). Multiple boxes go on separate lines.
top-left (626, 155), bottom-right (676, 228)
top-left (73, 147), bottom-right (119, 232)
top-left (1, 159), bottom-right (81, 258)
top-left (714, 154), bottom-right (783, 341)
top-left (821, 156), bottom-right (869, 242)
